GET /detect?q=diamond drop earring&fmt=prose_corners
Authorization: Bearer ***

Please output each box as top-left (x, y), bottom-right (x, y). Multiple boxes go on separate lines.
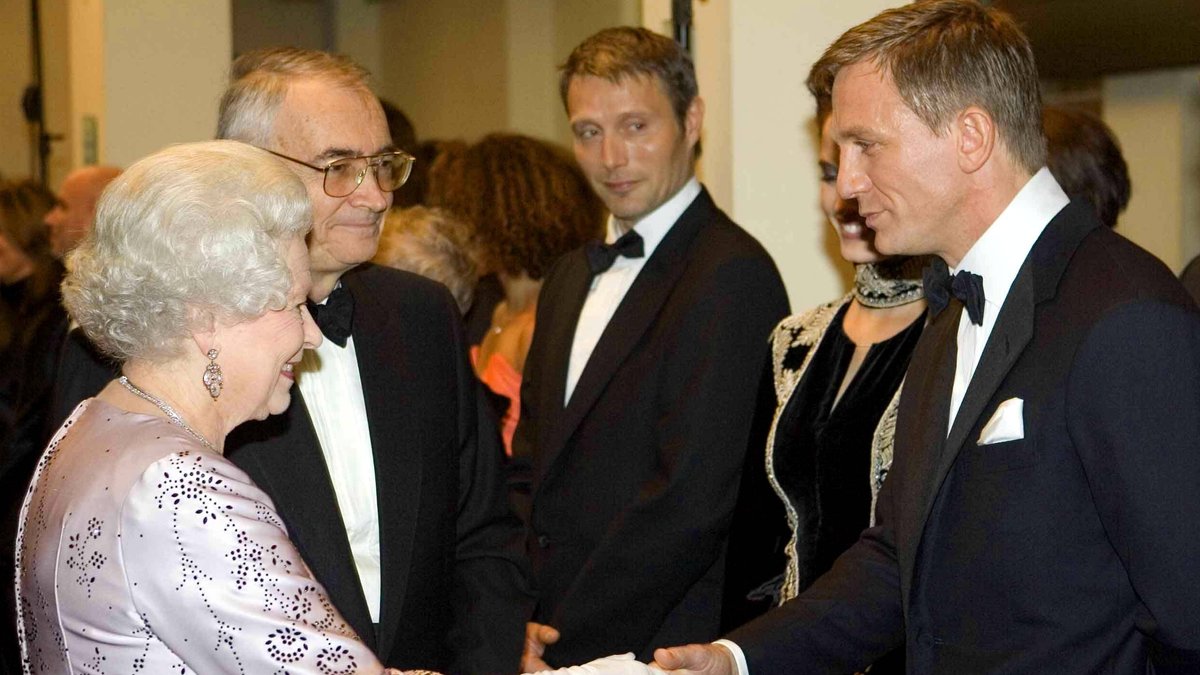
top-left (203, 348), bottom-right (223, 399)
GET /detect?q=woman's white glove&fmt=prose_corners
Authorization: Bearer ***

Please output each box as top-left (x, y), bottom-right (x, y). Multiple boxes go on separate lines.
top-left (524, 652), bottom-right (664, 675)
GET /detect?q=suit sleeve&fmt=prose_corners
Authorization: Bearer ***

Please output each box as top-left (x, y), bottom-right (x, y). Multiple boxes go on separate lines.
top-left (1067, 300), bottom-right (1200, 668)
top-left (544, 252), bottom-right (789, 663)
top-left (719, 353), bottom-right (790, 633)
top-left (443, 289), bottom-right (538, 675)
top-left (725, 485), bottom-right (905, 672)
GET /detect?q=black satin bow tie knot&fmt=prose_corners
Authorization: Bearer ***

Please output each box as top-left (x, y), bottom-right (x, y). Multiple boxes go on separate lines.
top-left (922, 258), bottom-right (986, 326)
top-left (308, 284), bottom-right (354, 347)
top-left (585, 229), bottom-right (645, 275)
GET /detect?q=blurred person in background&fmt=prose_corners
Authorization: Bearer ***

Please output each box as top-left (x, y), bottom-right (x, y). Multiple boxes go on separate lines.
top-left (2, 165), bottom-right (123, 484)
top-left (374, 205), bottom-right (478, 314)
top-left (0, 178), bottom-right (58, 675)
top-left (720, 91), bottom-right (926, 675)
top-left (1042, 105), bottom-right (1130, 230)
top-left (0, 179), bottom-right (59, 427)
top-left (43, 165), bottom-right (123, 258)
top-left (380, 99), bottom-right (425, 208)
top-left (430, 133), bottom-right (604, 459)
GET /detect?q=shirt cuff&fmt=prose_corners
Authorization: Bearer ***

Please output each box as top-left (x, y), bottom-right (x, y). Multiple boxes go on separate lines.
top-left (713, 639), bottom-right (750, 675)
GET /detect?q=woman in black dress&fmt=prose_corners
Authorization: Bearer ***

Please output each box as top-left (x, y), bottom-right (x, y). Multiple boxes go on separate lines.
top-left (724, 95), bottom-right (926, 672)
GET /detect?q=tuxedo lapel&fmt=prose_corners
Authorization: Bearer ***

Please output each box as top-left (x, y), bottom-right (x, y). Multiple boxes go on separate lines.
top-left (894, 299), bottom-right (960, 586)
top-left (943, 267), bottom-right (1034, 456)
top-left (542, 192), bottom-right (712, 473)
top-left (938, 202), bottom-right (1096, 471)
top-left (344, 268), bottom-right (422, 660)
top-left (230, 387), bottom-right (376, 646)
top-left (902, 201), bottom-right (1098, 579)
top-left (530, 250), bottom-right (593, 481)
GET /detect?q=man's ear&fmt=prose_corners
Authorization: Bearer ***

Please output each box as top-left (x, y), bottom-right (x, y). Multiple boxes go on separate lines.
top-left (684, 96), bottom-right (705, 148)
top-left (956, 106), bottom-right (996, 174)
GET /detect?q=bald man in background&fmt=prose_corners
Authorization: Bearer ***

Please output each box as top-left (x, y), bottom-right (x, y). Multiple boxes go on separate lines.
top-left (44, 165), bottom-right (122, 258)
top-left (1, 164), bottom-right (121, 674)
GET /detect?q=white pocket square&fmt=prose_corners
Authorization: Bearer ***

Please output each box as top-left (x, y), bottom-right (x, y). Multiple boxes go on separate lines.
top-left (978, 397), bottom-right (1024, 445)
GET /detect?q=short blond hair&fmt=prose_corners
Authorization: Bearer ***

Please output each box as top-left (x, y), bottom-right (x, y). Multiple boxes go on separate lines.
top-left (374, 206), bottom-right (477, 314)
top-left (808, 0), bottom-right (1046, 173)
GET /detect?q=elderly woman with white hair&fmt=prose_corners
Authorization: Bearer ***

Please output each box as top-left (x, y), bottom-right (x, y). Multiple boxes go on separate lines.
top-left (12, 141), bottom-right (436, 675)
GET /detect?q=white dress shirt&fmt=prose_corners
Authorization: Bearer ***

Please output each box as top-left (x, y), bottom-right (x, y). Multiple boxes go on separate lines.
top-left (947, 167), bottom-right (1068, 429)
top-left (297, 293), bottom-right (382, 623)
top-left (720, 168), bottom-right (1070, 675)
top-left (564, 177), bottom-right (702, 405)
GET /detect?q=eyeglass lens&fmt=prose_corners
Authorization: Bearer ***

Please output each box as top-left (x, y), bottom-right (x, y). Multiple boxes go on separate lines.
top-left (323, 154), bottom-right (414, 197)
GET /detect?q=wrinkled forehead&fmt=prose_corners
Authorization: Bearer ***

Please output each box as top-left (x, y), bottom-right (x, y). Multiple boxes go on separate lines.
top-left (271, 78), bottom-right (391, 158)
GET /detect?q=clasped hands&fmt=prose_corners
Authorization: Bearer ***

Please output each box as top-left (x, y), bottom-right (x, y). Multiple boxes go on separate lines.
top-left (521, 622), bottom-right (737, 675)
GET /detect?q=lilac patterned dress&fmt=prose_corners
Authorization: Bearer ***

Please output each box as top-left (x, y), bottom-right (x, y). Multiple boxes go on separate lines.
top-left (15, 399), bottom-right (395, 674)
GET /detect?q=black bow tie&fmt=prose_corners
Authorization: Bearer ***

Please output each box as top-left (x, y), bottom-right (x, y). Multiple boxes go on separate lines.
top-left (923, 258), bottom-right (985, 326)
top-left (585, 229), bottom-right (645, 275)
top-left (308, 284), bottom-right (354, 347)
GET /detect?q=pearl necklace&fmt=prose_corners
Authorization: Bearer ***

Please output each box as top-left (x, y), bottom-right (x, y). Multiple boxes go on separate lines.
top-left (118, 376), bottom-right (217, 452)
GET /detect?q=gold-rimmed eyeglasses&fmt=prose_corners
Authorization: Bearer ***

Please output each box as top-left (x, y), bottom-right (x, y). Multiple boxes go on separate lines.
top-left (263, 148), bottom-right (415, 198)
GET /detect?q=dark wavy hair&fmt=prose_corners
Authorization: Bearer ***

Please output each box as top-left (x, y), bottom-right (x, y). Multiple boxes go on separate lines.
top-left (428, 134), bottom-right (604, 280)
top-left (1043, 106), bottom-right (1130, 228)
top-left (0, 179), bottom-right (55, 256)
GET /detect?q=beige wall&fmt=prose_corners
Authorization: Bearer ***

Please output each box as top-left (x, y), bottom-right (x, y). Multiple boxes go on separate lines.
top-left (103, 0), bottom-right (231, 167)
top-left (233, 0), bottom-right (329, 56)
top-left (506, 0), bottom-right (558, 142)
top-left (26, 0), bottom-right (231, 187)
top-left (0, 0), bottom-right (35, 180)
top-left (641, 0), bottom-right (733, 210)
top-left (1105, 68), bottom-right (1200, 272)
top-left (728, 0), bottom-right (895, 310)
top-left (372, 0), bottom-right (637, 146)
top-left (375, 0), bottom-right (509, 143)
top-left (67, 0), bottom-right (105, 167)
top-left (40, 1), bottom-right (71, 188)
top-left (335, 0), bottom-right (382, 78)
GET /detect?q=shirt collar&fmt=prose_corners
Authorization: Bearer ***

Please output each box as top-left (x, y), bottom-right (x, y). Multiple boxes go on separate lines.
top-left (953, 167), bottom-right (1069, 313)
top-left (314, 279), bottom-right (343, 306)
top-left (604, 177), bottom-right (701, 259)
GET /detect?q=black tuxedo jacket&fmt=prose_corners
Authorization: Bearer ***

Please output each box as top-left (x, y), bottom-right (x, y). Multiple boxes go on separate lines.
top-left (515, 188), bottom-right (789, 665)
top-left (731, 201), bottom-right (1200, 673)
top-left (33, 264), bottom-right (534, 675)
top-left (225, 264), bottom-right (532, 674)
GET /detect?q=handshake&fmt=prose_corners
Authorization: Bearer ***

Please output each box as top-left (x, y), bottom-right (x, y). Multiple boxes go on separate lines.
top-left (521, 623), bottom-right (738, 675)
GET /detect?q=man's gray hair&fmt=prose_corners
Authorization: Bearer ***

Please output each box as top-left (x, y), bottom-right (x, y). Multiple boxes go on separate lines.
top-left (217, 47), bottom-right (373, 145)
top-left (63, 140), bottom-right (311, 362)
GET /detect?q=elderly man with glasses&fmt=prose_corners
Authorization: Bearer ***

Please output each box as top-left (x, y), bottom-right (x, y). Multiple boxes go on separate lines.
top-left (38, 47), bottom-right (535, 675)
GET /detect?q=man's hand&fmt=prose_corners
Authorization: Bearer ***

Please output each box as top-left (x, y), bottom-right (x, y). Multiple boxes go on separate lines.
top-left (521, 622), bottom-right (561, 672)
top-left (651, 644), bottom-right (736, 675)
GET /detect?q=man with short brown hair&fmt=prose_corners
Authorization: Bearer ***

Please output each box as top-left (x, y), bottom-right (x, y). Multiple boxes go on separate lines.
top-left (656, 1), bottom-right (1200, 673)
top-left (516, 26), bottom-right (788, 669)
